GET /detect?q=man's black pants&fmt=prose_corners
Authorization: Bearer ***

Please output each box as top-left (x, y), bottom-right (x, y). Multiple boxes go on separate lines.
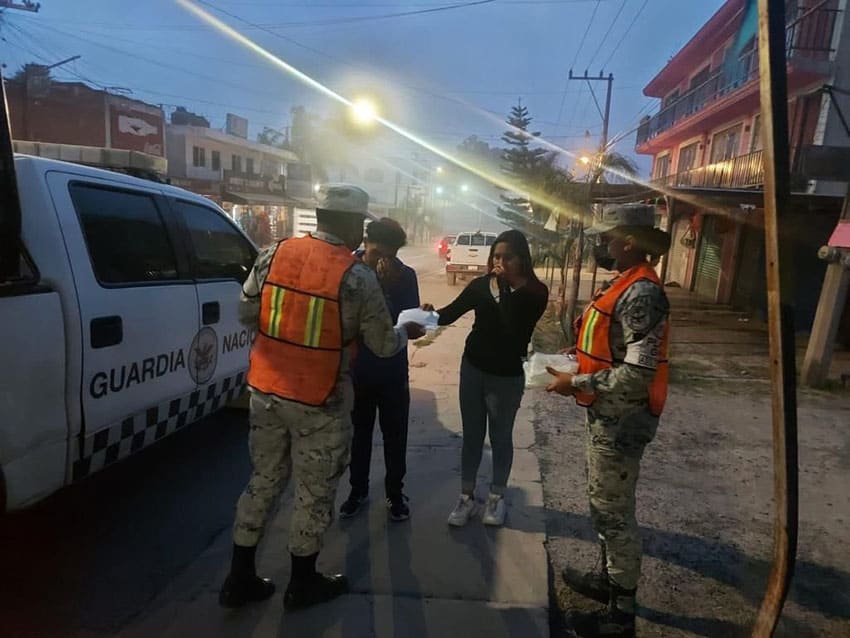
top-left (348, 376), bottom-right (410, 499)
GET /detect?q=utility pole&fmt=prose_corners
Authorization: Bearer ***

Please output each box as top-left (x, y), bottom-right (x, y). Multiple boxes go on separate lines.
top-left (752, 0), bottom-right (799, 635)
top-left (563, 70), bottom-right (614, 343)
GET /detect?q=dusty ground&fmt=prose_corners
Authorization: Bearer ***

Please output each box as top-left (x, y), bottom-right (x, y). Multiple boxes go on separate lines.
top-left (530, 294), bottom-right (850, 637)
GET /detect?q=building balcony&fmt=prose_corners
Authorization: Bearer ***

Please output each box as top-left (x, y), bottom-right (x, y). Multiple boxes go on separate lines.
top-left (636, 6), bottom-right (840, 153)
top-left (652, 147), bottom-right (811, 192)
top-left (653, 149), bottom-right (765, 190)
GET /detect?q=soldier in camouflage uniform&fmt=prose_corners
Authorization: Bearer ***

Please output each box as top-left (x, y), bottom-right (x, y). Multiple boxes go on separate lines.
top-left (547, 204), bottom-right (671, 638)
top-left (219, 185), bottom-right (425, 611)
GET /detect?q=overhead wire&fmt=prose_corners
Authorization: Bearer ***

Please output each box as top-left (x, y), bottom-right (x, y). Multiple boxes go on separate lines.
top-left (584, 0), bottom-right (628, 70)
top-left (602, 0), bottom-right (649, 68)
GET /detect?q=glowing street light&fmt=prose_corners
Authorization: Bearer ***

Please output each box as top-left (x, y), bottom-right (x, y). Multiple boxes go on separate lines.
top-left (436, 166), bottom-right (444, 174)
top-left (313, 182), bottom-right (321, 193)
top-left (579, 155), bottom-right (591, 165)
top-left (435, 186), bottom-right (444, 195)
top-left (350, 98), bottom-right (378, 126)
top-left (460, 183), bottom-right (470, 193)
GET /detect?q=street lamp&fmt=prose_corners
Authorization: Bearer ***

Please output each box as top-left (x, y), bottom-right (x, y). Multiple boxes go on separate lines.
top-left (436, 166), bottom-right (444, 174)
top-left (460, 183), bottom-right (470, 193)
top-left (313, 183), bottom-right (321, 193)
top-left (435, 186), bottom-right (444, 195)
top-left (350, 98), bottom-right (378, 126)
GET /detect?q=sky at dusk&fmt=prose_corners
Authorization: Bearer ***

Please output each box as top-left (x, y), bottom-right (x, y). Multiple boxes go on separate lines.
top-left (0, 1), bottom-right (725, 178)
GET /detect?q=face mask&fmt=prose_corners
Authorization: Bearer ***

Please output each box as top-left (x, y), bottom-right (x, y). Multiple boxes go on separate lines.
top-left (592, 244), bottom-right (616, 271)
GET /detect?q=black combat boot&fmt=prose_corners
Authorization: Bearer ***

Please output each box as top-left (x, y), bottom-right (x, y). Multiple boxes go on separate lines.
top-left (219, 543), bottom-right (276, 608)
top-left (568, 580), bottom-right (636, 638)
top-left (283, 552), bottom-right (349, 612)
top-left (562, 538), bottom-right (609, 603)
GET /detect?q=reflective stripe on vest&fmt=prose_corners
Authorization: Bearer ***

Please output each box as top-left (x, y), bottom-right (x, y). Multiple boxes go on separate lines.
top-left (575, 263), bottom-right (670, 416)
top-left (248, 235), bottom-right (355, 406)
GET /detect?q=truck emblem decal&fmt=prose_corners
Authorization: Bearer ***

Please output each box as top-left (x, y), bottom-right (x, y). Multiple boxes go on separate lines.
top-left (189, 327), bottom-right (218, 385)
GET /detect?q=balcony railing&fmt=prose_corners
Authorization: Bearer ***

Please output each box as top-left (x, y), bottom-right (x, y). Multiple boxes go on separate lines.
top-left (636, 5), bottom-right (839, 148)
top-left (653, 149), bottom-right (766, 189)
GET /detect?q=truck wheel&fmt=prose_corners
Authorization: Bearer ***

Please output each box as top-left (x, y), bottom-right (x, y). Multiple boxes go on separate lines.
top-left (447, 272), bottom-right (457, 286)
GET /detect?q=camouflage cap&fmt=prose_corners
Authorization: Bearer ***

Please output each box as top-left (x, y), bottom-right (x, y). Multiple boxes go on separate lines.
top-left (585, 203), bottom-right (657, 235)
top-left (315, 183), bottom-right (376, 219)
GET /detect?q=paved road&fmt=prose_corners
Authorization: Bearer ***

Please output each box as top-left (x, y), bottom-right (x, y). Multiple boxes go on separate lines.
top-left (0, 243), bottom-right (456, 638)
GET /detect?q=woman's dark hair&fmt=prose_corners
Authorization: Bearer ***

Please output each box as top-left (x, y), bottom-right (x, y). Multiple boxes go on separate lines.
top-left (487, 229), bottom-right (541, 283)
top-left (365, 217), bottom-right (407, 251)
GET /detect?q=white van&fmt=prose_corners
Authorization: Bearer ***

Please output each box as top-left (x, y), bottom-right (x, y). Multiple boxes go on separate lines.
top-left (1, 155), bottom-right (258, 511)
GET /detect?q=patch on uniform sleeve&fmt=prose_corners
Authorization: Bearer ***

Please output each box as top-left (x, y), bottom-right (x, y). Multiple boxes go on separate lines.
top-left (622, 294), bottom-right (655, 335)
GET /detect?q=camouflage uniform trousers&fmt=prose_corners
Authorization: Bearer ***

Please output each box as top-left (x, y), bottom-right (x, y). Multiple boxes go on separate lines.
top-left (233, 381), bottom-right (354, 556)
top-left (585, 404), bottom-right (659, 590)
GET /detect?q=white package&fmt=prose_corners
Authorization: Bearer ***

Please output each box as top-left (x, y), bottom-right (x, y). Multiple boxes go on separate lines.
top-left (524, 352), bottom-right (578, 389)
top-left (396, 308), bottom-right (440, 332)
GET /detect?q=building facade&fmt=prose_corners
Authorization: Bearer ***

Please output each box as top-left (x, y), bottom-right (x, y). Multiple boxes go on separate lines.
top-left (6, 71), bottom-right (166, 176)
top-left (635, 0), bottom-right (850, 335)
top-left (166, 118), bottom-right (313, 247)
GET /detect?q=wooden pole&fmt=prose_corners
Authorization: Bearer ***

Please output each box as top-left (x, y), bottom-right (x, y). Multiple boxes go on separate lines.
top-left (752, 0), bottom-right (799, 634)
top-left (800, 184), bottom-right (850, 387)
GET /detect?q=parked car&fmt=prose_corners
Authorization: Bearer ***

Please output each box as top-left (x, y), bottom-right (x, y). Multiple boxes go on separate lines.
top-left (1, 154), bottom-right (257, 511)
top-left (445, 231), bottom-right (496, 285)
top-left (436, 234), bottom-right (456, 260)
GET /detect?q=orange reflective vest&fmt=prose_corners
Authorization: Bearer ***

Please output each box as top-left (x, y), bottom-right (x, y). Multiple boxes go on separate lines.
top-left (575, 263), bottom-right (670, 416)
top-left (247, 235), bottom-right (356, 407)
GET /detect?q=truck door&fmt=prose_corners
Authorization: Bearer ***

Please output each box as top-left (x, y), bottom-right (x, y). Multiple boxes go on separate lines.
top-left (170, 198), bottom-right (257, 403)
top-left (47, 174), bottom-right (199, 480)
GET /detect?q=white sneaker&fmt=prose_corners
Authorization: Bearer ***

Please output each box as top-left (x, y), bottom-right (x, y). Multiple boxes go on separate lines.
top-left (482, 493), bottom-right (506, 526)
top-left (447, 494), bottom-right (477, 527)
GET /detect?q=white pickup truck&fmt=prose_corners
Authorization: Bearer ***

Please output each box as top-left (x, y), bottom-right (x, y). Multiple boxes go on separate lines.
top-left (0, 155), bottom-right (258, 511)
top-left (445, 231), bottom-right (497, 285)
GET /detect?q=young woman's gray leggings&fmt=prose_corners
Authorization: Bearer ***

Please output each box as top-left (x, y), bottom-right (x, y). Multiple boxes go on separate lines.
top-left (459, 357), bottom-right (525, 495)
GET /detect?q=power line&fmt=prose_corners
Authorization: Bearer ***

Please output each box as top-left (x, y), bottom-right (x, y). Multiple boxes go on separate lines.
top-left (602, 0), bottom-right (649, 68)
top-left (585, 0), bottom-right (628, 70)
top-left (22, 0), bottom-right (501, 33)
top-left (554, 0), bottom-right (600, 131)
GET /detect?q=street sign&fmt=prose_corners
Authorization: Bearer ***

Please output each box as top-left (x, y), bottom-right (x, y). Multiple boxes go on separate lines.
top-left (799, 145), bottom-right (850, 182)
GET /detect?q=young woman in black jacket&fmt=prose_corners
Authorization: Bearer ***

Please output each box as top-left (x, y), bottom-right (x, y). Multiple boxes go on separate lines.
top-left (426, 230), bottom-right (548, 527)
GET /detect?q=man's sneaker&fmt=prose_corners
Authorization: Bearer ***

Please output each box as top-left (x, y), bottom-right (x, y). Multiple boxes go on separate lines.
top-left (339, 491), bottom-right (367, 519)
top-left (482, 493), bottom-right (506, 526)
top-left (283, 573), bottom-right (349, 612)
top-left (447, 494), bottom-right (477, 527)
top-left (387, 494), bottom-right (410, 521)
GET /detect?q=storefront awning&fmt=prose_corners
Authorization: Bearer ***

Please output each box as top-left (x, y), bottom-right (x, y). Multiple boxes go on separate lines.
top-left (222, 191), bottom-right (290, 206)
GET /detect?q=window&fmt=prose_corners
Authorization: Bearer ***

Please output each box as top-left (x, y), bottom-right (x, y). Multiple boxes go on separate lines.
top-left (689, 66), bottom-right (711, 90)
top-left (211, 150), bottom-right (221, 172)
top-left (677, 142), bottom-right (699, 173)
top-left (750, 115), bottom-right (762, 152)
top-left (232, 155), bottom-right (242, 172)
top-left (70, 184), bottom-right (178, 284)
top-left (456, 234), bottom-right (471, 246)
top-left (485, 235), bottom-right (496, 246)
top-left (471, 233), bottom-right (487, 246)
top-left (710, 124), bottom-right (742, 162)
top-left (192, 146), bottom-right (206, 168)
top-left (662, 90), bottom-right (680, 109)
top-left (246, 158), bottom-right (254, 174)
top-left (655, 154), bottom-right (671, 179)
top-left (175, 201), bottom-right (255, 282)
